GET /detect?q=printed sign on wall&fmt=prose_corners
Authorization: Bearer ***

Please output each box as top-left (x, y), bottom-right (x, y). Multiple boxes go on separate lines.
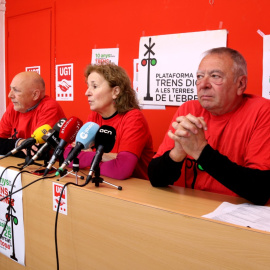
top-left (56, 63), bottom-right (74, 101)
top-left (262, 34), bottom-right (270, 100)
top-left (133, 59), bottom-right (139, 97)
top-left (138, 30), bottom-right (227, 106)
top-left (133, 59), bottom-right (165, 110)
top-left (91, 48), bottom-right (119, 65)
top-left (0, 167), bottom-right (25, 265)
top-left (25, 66), bottom-right (40, 74)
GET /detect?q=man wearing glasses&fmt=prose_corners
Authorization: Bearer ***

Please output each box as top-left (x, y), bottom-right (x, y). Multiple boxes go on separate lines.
top-left (148, 47), bottom-right (270, 205)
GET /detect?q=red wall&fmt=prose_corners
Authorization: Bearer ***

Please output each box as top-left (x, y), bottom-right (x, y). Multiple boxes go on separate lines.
top-left (5, 0), bottom-right (270, 151)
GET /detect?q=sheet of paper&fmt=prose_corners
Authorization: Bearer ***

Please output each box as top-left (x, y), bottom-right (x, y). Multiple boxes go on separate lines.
top-left (91, 48), bottom-right (119, 65)
top-left (202, 202), bottom-right (270, 232)
top-left (262, 34), bottom-right (270, 99)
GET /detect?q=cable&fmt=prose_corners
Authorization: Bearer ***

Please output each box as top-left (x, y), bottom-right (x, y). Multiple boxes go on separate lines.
top-left (55, 179), bottom-right (90, 270)
top-left (0, 168), bottom-right (31, 241)
top-left (0, 172), bottom-right (56, 202)
top-left (0, 164), bottom-right (90, 269)
top-left (0, 165), bottom-right (21, 180)
top-left (0, 167), bottom-right (56, 242)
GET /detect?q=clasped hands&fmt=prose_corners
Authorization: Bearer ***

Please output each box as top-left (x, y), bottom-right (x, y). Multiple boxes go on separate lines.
top-left (168, 113), bottom-right (208, 162)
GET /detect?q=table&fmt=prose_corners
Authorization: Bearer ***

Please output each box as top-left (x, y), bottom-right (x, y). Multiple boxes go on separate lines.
top-left (0, 157), bottom-right (269, 269)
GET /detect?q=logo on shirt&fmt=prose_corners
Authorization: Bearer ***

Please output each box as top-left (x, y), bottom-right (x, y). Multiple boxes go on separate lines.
top-left (11, 129), bottom-right (18, 139)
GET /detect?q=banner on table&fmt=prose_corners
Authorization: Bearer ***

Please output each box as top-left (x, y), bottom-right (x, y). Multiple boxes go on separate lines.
top-left (0, 167), bottom-right (25, 265)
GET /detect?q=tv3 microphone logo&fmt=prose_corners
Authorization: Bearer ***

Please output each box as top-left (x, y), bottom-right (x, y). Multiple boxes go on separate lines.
top-left (141, 37), bottom-right (157, 101)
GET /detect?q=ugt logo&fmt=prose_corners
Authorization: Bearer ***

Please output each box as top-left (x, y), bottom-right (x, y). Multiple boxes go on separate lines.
top-left (141, 37), bottom-right (157, 101)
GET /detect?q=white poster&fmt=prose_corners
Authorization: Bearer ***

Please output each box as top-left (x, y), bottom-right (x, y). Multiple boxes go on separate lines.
top-left (138, 30), bottom-right (227, 106)
top-left (0, 167), bottom-right (25, 265)
top-left (262, 35), bottom-right (270, 99)
top-left (56, 63), bottom-right (74, 101)
top-left (133, 59), bottom-right (139, 96)
top-left (25, 66), bottom-right (40, 74)
top-left (91, 48), bottom-right (119, 65)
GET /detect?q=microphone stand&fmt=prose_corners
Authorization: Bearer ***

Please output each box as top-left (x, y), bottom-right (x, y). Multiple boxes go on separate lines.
top-left (56, 158), bottom-right (84, 183)
top-left (90, 166), bottom-right (122, 190)
top-left (17, 147), bottom-right (43, 169)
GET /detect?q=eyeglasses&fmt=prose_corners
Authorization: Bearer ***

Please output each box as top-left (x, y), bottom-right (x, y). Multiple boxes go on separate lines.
top-left (196, 73), bottom-right (224, 85)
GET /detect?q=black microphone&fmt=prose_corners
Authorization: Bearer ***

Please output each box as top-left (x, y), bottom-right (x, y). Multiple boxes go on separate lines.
top-left (85, 125), bottom-right (116, 184)
top-left (73, 157), bottom-right (80, 173)
top-left (0, 124), bottom-right (51, 160)
top-left (43, 116), bottom-right (83, 176)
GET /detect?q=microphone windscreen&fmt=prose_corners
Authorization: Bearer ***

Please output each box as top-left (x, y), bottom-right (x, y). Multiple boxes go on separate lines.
top-left (75, 122), bottom-right (100, 149)
top-left (42, 118), bottom-right (66, 144)
top-left (32, 124), bottom-right (52, 144)
top-left (42, 129), bottom-right (60, 148)
top-left (95, 125), bottom-right (116, 153)
top-left (53, 118), bottom-right (67, 132)
top-left (59, 116), bottom-right (83, 143)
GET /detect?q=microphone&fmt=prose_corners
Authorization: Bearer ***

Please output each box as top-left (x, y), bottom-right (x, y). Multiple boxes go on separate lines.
top-left (22, 118), bottom-right (67, 168)
top-left (73, 157), bottom-right (80, 173)
top-left (85, 125), bottom-right (116, 183)
top-left (55, 122), bottom-right (100, 176)
top-left (43, 116), bottom-right (83, 176)
top-left (0, 124), bottom-right (51, 159)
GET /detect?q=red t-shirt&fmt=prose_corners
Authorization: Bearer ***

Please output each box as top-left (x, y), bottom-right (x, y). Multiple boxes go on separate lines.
top-left (87, 109), bottom-right (154, 179)
top-left (155, 94), bottom-right (270, 196)
top-left (0, 96), bottom-right (66, 139)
